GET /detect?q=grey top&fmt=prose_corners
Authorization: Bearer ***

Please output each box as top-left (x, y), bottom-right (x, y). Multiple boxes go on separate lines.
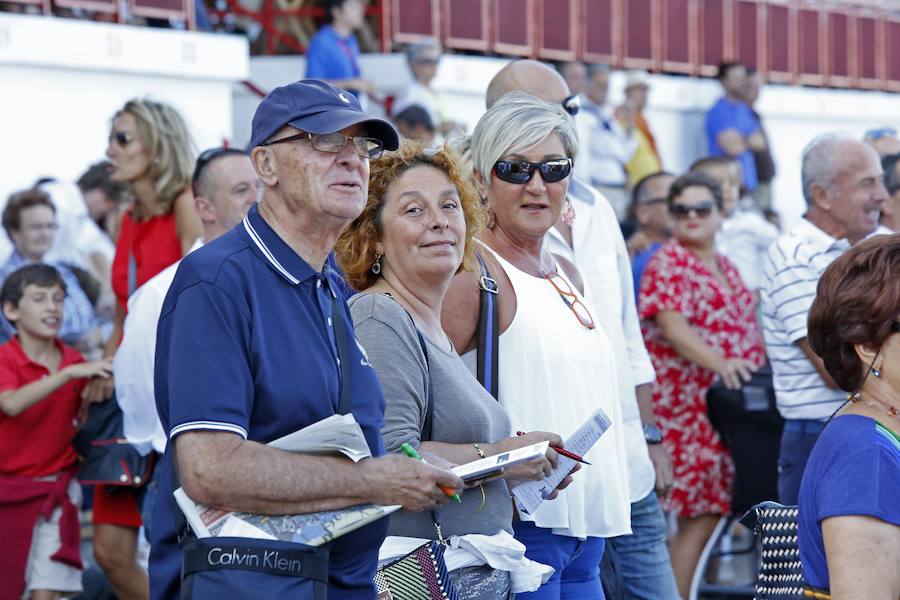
top-left (348, 292), bottom-right (514, 539)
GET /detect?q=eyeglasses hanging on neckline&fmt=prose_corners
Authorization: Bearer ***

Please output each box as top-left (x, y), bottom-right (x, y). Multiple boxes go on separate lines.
top-left (543, 271), bottom-right (596, 330)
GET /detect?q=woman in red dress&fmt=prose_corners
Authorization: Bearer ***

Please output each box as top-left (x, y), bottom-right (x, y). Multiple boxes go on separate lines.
top-left (91, 99), bottom-right (201, 600)
top-left (638, 172), bottom-right (765, 598)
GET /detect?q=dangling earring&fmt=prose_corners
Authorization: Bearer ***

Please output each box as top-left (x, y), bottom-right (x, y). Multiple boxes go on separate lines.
top-left (561, 197), bottom-right (576, 227)
top-left (872, 367), bottom-right (881, 378)
top-left (485, 206), bottom-right (496, 229)
top-left (371, 252), bottom-right (382, 275)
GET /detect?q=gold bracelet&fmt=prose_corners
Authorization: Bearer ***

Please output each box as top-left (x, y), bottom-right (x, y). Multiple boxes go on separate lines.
top-left (472, 443), bottom-right (486, 458)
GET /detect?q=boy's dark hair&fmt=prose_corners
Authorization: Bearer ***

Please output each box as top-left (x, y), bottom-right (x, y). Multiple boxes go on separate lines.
top-left (77, 161), bottom-right (127, 203)
top-left (3, 188), bottom-right (55, 237)
top-left (1, 264), bottom-right (67, 328)
top-left (667, 172), bottom-right (724, 210)
top-left (319, 0), bottom-right (350, 24)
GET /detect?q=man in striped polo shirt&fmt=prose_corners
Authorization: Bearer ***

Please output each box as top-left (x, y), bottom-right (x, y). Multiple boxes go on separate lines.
top-left (760, 135), bottom-right (888, 504)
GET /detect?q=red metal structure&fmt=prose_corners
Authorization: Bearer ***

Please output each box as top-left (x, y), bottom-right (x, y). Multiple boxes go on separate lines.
top-left (4, 0), bottom-right (900, 91)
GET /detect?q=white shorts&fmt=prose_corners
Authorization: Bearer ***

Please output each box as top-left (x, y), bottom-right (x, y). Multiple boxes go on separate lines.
top-left (22, 479), bottom-right (83, 598)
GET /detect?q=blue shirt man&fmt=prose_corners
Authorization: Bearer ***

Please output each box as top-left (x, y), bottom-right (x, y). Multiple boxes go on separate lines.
top-left (148, 79), bottom-right (462, 600)
top-left (305, 0), bottom-right (371, 99)
top-left (705, 63), bottom-right (763, 192)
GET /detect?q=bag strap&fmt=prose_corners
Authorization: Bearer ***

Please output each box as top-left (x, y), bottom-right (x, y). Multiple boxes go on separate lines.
top-left (331, 294), bottom-right (354, 416)
top-left (474, 252), bottom-right (499, 400)
top-left (382, 293), bottom-right (444, 541)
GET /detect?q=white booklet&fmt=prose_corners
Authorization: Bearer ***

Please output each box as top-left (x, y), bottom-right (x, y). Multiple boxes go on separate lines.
top-left (451, 441), bottom-right (549, 483)
top-left (510, 408), bottom-right (612, 515)
top-left (268, 413), bottom-right (371, 462)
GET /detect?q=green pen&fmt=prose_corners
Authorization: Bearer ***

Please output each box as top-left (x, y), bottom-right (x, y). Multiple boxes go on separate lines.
top-left (400, 442), bottom-right (462, 503)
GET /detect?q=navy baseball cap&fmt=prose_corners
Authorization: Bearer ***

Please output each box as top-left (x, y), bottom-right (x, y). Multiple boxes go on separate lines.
top-left (249, 79), bottom-right (400, 151)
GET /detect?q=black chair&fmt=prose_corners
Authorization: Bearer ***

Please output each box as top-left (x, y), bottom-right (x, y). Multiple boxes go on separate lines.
top-left (689, 365), bottom-right (785, 599)
top-left (739, 502), bottom-right (805, 600)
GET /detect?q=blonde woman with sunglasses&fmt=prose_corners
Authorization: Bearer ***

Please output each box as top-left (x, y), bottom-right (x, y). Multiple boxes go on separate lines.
top-left (91, 99), bottom-right (202, 600)
top-left (442, 92), bottom-right (631, 600)
top-left (637, 172), bottom-right (765, 598)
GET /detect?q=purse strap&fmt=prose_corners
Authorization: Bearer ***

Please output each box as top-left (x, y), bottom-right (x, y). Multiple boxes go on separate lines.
top-left (381, 293), bottom-right (444, 542)
top-left (475, 252), bottom-right (500, 400)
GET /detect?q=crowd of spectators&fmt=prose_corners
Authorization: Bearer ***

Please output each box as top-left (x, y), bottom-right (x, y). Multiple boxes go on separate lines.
top-left (1, 7), bottom-right (899, 598)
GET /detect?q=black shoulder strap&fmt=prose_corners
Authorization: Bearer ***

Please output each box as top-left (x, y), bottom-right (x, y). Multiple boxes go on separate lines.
top-left (331, 295), bottom-right (354, 416)
top-left (475, 252), bottom-right (500, 400)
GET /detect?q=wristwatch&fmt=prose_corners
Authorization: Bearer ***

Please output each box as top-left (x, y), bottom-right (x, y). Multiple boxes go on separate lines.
top-left (643, 423), bottom-right (663, 445)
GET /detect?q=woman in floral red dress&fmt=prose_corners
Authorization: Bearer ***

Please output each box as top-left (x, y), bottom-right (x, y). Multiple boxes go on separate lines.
top-left (638, 172), bottom-right (765, 598)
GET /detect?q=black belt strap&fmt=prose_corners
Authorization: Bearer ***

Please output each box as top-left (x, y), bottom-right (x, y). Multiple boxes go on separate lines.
top-left (182, 540), bottom-right (330, 582)
top-left (331, 295), bottom-right (354, 416)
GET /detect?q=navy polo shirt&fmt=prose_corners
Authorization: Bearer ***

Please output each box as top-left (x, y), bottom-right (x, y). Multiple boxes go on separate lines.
top-left (148, 204), bottom-right (388, 600)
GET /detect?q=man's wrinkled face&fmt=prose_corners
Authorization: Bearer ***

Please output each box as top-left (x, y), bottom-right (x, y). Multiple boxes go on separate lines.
top-left (266, 125), bottom-right (371, 224)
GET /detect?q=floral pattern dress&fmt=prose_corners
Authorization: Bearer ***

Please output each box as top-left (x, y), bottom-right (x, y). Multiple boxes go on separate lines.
top-left (638, 240), bottom-right (765, 517)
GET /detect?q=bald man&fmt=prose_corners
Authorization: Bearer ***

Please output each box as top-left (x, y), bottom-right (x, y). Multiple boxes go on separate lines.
top-left (486, 60), bottom-right (679, 600)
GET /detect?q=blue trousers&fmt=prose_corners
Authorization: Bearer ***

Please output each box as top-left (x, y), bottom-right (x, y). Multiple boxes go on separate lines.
top-left (513, 520), bottom-right (606, 600)
top-left (600, 492), bottom-right (680, 599)
top-left (778, 420), bottom-right (825, 504)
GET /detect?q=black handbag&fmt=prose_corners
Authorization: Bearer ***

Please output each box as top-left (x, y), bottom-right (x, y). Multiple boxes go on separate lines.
top-left (73, 395), bottom-right (154, 487)
top-left (706, 363), bottom-right (783, 513)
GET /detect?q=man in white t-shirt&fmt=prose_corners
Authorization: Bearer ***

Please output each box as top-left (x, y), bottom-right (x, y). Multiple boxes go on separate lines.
top-left (486, 59), bottom-right (680, 600)
top-left (114, 147), bottom-right (259, 531)
top-left (760, 135), bottom-right (887, 504)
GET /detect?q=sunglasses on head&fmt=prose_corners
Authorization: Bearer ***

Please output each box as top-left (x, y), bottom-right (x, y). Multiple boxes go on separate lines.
top-left (669, 201), bottom-right (715, 219)
top-left (193, 147), bottom-right (237, 195)
top-left (494, 158), bottom-right (573, 185)
top-left (561, 95), bottom-right (580, 116)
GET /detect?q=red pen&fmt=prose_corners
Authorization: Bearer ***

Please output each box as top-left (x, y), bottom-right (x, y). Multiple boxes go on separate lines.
top-left (516, 431), bottom-right (592, 465)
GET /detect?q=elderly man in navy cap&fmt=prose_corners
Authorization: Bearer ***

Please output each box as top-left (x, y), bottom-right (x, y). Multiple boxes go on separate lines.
top-left (148, 80), bottom-right (463, 600)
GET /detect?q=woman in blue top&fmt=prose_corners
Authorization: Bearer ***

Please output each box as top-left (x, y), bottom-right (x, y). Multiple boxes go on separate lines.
top-left (800, 233), bottom-right (900, 599)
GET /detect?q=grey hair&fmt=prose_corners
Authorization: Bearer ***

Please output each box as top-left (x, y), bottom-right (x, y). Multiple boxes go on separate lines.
top-left (800, 134), bottom-right (857, 205)
top-left (587, 63), bottom-right (611, 78)
top-left (404, 37), bottom-right (440, 64)
top-left (471, 92), bottom-right (579, 183)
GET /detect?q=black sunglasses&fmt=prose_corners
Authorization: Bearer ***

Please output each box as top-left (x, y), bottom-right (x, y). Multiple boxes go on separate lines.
top-left (892, 322), bottom-right (900, 333)
top-left (670, 201), bottom-right (715, 219)
top-left (109, 131), bottom-right (132, 147)
top-left (562, 95), bottom-right (580, 116)
top-left (494, 158), bottom-right (573, 185)
top-left (193, 147), bottom-right (243, 195)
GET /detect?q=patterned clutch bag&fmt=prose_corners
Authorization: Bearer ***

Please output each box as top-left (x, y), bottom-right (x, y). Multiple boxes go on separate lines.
top-left (375, 541), bottom-right (459, 600)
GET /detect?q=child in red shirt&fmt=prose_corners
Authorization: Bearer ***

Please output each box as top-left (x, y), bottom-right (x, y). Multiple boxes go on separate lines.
top-left (0, 264), bottom-right (112, 600)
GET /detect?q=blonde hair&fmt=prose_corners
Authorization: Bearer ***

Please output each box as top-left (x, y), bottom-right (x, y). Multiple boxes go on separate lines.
top-left (336, 140), bottom-right (483, 291)
top-left (116, 99), bottom-right (195, 212)
top-left (470, 92), bottom-right (578, 184)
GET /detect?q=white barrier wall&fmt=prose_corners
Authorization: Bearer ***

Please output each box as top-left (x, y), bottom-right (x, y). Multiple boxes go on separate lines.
top-left (239, 53), bottom-right (900, 231)
top-left (0, 13), bottom-right (249, 207)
